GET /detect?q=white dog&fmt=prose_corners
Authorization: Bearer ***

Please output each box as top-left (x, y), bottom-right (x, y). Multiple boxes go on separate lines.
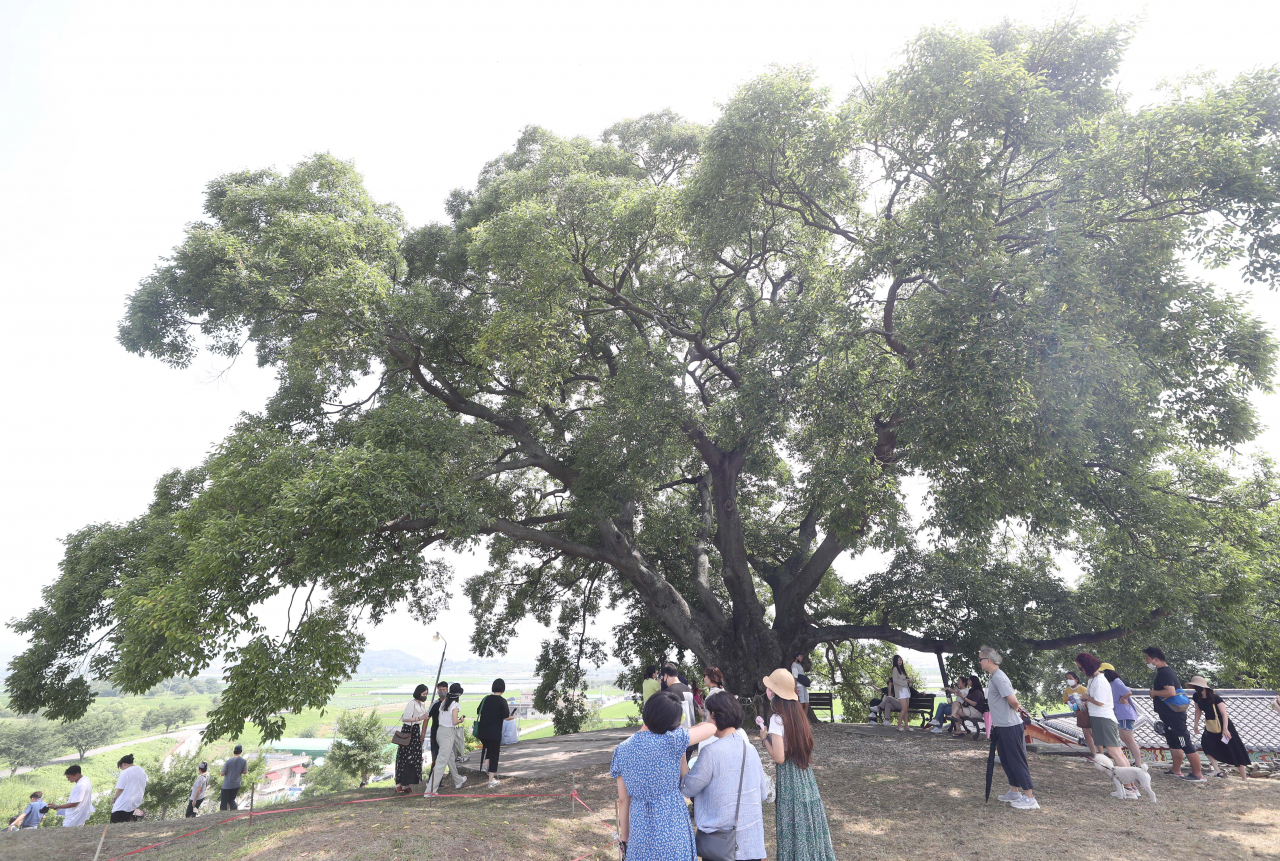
top-left (1094, 753), bottom-right (1157, 803)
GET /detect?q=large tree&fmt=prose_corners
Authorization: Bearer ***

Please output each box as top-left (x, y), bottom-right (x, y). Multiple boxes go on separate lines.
top-left (9, 20), bottom-right (1280, 737)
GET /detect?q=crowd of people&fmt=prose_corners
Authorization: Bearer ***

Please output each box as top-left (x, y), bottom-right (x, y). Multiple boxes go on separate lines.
top-left (392, 678), bottom-right (520, 797)
top-left (620, 661), bottom-right (837, 861)
top-left (943, 644), bottom-right (1259, 815)
top-left (6, 741), bottom-right (266, 832)
top-left (7, 644), bottom-right (1262, 856)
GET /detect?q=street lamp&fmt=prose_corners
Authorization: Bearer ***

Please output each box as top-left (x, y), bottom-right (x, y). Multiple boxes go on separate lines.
top-left (432, 632), bottom-right (447, 692)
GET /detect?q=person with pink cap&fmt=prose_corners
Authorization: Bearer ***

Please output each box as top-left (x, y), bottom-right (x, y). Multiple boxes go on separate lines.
top-left (756, 668), bottom-right (836, 861)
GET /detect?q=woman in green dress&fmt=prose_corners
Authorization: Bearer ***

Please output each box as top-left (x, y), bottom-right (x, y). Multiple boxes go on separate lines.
top-left (757, 668), bottom-right (837, 861)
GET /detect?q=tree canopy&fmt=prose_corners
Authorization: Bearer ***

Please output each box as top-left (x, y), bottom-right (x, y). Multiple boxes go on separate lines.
top-left (9, 19), bottom-right (1280, 737)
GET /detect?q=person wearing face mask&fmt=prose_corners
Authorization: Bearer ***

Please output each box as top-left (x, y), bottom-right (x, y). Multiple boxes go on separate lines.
top-left (426, 681), bottom-right (450, 768)
top-left (1142, 646), bottom-right (1205, 782)
top-left (1063, 670), bottom-right (1096, 757)
top-left (395, 683), bottom-right (431, 794)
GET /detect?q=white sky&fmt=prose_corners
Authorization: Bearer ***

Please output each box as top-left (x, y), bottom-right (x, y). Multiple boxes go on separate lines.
top-left (2, 0), bottom-right (1279, 675)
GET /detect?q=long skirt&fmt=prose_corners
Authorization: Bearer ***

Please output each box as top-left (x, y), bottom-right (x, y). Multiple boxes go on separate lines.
top-left (775, 760), bottom-right (836, 861)
top-left (394, 723), bottom-right (423, 786)
top-left (1202, 718), bottom-right (1252, 767)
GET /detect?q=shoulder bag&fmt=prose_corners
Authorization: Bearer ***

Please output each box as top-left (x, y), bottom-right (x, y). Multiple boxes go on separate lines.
top-left (695, 741), bottom-right (747, 861)
top-left (1163, 689), bottom-right (1192, 713)
top-left (1204, 701), bottom-right (1223, 735)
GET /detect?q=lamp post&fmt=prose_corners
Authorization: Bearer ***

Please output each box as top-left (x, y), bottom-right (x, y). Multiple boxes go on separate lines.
top-left (432, 632), bottom-right (447, 691)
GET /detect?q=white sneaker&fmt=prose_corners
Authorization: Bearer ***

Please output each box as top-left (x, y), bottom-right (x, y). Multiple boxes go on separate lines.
top-left (422, 792), bottom-right (438, 798)
top-left (487, 779), bottom-right (499, 788)
top-left (1110, 789), bottom-right (1129, 800)
top-left (1125, 789), bottom-right (1141, 800)
top-left (455, 775), bottom-right (468, 789)
top-left (930, 727), bottom-right (944, 734)
top-left (1011, 796), bottom-right (1040, 810)
top-left (997, 790), bottom-right (1023, 802)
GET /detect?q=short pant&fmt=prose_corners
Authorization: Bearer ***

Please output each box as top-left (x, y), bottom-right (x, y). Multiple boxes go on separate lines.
top-left (1158, 709), bottom-right (1196, 754)
top-left (1090, 715), bottom-right (1122, 748)
top-left (1118, 719), bottom-right (1135, 730)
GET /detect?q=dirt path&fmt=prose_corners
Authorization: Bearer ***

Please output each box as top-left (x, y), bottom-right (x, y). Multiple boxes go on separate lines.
top-left (13, 724), bottom-right (1280, 861)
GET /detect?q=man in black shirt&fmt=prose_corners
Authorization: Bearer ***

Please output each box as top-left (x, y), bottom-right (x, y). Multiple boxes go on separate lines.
top-left (1143, 646), bottom-right (1205, 781)
top-left (426, 681), bottom-right (450, 767)
top-left (661, 664), bottom-right (691, 706)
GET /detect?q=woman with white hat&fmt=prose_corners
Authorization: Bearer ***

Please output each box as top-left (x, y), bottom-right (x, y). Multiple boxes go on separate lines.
top-left (756, 668), bottom-right (836, 861)
top-left (1190, 676), bottom-right (1251, 779)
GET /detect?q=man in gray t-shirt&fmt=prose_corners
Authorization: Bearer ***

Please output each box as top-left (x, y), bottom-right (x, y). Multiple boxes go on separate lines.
top-left (980, 646), bottom-right (1038, 810)
top-left (220, 744), bottom-right (248, 811)
top-left (985, 666), bottom-right (1022, 728)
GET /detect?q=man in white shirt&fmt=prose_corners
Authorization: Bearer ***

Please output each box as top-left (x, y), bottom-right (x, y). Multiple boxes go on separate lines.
top-left (110, 754), bottom-right (148, 823)
top-left (48, 765), bottom-right (95, 826)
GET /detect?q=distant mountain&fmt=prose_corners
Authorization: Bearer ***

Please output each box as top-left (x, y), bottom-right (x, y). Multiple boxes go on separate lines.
top-left (356, 649), bottom-right (430, 675)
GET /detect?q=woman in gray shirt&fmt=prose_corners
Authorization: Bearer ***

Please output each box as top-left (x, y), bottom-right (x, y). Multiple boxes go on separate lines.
top-left (681, 692), bottom-right (768, 860)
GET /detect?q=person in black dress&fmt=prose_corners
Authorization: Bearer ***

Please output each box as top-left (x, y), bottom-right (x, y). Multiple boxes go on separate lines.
top-left (476, 679), bottom-right (518, 788)
top-left (394, 684), bottom-right (431, 793)
top-left (1190, 676), bottom-right (1252, 779)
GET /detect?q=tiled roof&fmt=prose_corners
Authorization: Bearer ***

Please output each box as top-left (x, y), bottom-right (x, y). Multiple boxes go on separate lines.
top-left (1039, 689), bottom-right (1280, 754)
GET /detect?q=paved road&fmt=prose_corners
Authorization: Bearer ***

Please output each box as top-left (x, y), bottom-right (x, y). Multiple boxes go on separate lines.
top-left (8, 723), bottom-right (207, 777)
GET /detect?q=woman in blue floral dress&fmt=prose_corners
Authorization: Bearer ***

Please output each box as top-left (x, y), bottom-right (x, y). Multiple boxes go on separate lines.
top-left (611, 690), bottom-right (718, 860)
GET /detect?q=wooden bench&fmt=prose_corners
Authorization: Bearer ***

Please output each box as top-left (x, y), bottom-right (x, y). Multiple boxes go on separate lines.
top-left (880, 692), bottom-right (937, 728)
top-left (808, 691), bottom-right (835, 722)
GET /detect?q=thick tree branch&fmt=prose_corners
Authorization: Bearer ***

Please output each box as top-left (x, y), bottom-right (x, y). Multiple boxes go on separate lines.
top-left (803, 608), bottom-right (1170, 654)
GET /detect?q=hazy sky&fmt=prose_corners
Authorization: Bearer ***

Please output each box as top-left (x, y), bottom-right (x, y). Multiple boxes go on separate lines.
top-left (3, 0), bottom-right (1279, 674)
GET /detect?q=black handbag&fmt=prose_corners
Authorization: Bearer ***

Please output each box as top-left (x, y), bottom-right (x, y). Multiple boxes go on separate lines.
top-left (694, 740), bottom-right (747, 861)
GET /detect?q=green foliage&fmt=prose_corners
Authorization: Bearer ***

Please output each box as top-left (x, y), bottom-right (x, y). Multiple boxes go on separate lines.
top-left (142, 748), bottom-right (202, 821)
top-left (327, 710), bottom-right (389, 786)
top-left (140, 704), bottom-right (196, 733)
top-left (0, 719), bottom-right (61, 777)
top-left (299, 759), bottom-right (356, 798)
top-left (59, 704), bottom-right (128, 759)
top-left (10, 20), bottom-right (1280, 739)
top-left (810, 640), bottom-right (896, 720)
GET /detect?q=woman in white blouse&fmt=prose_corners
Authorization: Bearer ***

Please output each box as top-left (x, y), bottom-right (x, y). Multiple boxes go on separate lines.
top-left (395, 684), bottom-right (431, 794)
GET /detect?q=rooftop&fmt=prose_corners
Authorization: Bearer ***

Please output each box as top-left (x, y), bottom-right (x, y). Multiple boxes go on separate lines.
top-left (1039, 689), bottom-right (1280, 754)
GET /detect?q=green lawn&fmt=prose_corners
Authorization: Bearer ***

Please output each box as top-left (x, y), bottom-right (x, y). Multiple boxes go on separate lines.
top-left (596, 700), bottom-right (639, 720)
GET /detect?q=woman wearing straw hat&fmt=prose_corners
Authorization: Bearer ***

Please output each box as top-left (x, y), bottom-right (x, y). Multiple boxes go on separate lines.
top-left (1190, 676), bottom-right (1251, 779)
top-left (757, 668), bottom-right (836, 861)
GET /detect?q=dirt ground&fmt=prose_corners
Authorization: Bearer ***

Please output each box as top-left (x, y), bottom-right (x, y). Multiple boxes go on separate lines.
top-left (6, 724), bottom-right (1278, 861)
